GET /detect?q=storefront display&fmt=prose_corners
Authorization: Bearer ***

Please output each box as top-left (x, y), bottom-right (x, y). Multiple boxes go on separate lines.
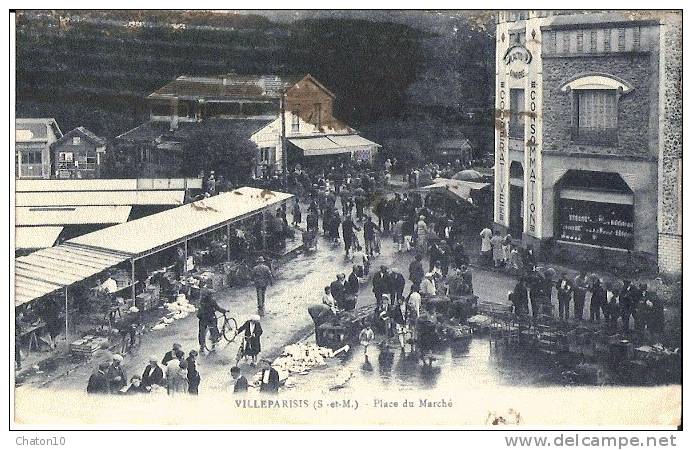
top-left (557, 198), bottom-right (634, 250)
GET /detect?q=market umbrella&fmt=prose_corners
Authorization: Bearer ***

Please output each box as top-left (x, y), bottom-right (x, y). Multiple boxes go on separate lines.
top-left (452, 169), bottom-right (484, 182)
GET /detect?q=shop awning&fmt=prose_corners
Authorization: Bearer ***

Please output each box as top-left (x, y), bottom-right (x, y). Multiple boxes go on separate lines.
top-left (288, 134), bottom-right (380, 157)
top-left (67, 186), bottom-right (294, 258)
top-left (15, 226), bottom-right (63, 250)
top-left (557, 170), bottom-right (634, 205)
top-left (16, 206), bottom-right (132, 226)
top-left (14, 244), bottom-right (130, 307)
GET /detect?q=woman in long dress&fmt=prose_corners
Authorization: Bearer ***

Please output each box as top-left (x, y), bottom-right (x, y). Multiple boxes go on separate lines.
top-left (237, 315), bottom-right (263, 366)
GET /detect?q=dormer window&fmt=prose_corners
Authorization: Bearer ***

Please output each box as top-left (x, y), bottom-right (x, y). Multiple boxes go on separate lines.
top-left (561, 74), bottom-right (633, 146)
top-left (72, 136), bottom-right (81, 145)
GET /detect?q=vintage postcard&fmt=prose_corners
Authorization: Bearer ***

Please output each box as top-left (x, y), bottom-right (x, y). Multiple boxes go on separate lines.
top-left (10, 8), bottom-right (682, 430)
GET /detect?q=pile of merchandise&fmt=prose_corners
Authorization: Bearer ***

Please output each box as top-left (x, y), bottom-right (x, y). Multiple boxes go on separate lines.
top-left (151, 294), bottom-right (197, 331)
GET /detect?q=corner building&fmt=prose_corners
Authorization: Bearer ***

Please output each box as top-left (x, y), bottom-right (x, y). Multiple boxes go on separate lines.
top-left (494, 11), bottom-right (681, 275)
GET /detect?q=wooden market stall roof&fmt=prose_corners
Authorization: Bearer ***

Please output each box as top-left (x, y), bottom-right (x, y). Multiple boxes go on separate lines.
top-left (14, 187), bottom-right (294, 307)
top-left (14, 244), bottom-right (130, 307)
top-left (68, 186), bottom-right (293, 258)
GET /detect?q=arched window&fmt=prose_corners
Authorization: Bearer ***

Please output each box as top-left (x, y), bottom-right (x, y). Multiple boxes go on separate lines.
top-left (560, 73), bottom-right (634, 146)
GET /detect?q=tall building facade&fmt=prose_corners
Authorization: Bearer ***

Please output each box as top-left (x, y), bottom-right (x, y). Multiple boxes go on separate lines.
top-left (493, 11), bottom-right (681, 275)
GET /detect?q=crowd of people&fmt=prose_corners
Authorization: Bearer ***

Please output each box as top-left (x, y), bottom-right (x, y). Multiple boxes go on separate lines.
top-left (85, 338), bottom-right (280, 395)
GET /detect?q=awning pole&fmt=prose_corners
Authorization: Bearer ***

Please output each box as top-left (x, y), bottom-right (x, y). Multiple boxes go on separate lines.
top-left (131, 259), bottom-right (136, 304)
top-left (226, 223), bottom-right (232, 262)
top-left (64, 287), bottom-right (69, 344)
top-left (184, 239), bottom-right (188, 272)
top-left (261, 210), bottom-right (268, 250)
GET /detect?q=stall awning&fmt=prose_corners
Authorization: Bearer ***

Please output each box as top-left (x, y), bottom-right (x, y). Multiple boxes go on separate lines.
top-left (14, 244), bottom-right (130, 307)
top-left (16, 190), bottom-right (186, 207)
top-left (13, 186), bottom-right (293, 307)
top-left (288, 134), bottom-right (380, 157)
top-left (15, 226), bottom-right (63, 250)
top-left (16, 206), bottom-right (132, 226)
top-left (419, 178), bottom-right (490, 202)
top-left (16, 178), bottom-right (202, 192)
top-left (67, 186), bottom-right (294, 258)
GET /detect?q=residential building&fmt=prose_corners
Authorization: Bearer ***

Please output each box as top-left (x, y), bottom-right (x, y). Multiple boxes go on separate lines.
top-left (493, 10), bottom-right (681, 275)
top-left (15, 118), bottom-right (62, 179)
top-left (115, 73), bottom-right (379, 177)
top-left (50, 127), bottom-right (107, 179)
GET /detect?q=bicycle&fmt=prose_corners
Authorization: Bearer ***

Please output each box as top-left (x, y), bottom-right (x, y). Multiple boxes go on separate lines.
top-left (202, 311), bottom-right (239, 352)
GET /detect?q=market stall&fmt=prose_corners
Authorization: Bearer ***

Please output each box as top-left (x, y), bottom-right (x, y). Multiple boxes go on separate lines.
top-left (14, 186), bottom-right (294, 362)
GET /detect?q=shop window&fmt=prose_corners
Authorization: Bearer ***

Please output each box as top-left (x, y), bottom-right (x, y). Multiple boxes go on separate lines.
top-left (558, 199), bottom-right (634, 250)
top-left (556, 170), bottom-right (634, 250)
top-left (509, 89), bottom-right (525, 139)
top-left (574, 90), bottom-right (618, 145)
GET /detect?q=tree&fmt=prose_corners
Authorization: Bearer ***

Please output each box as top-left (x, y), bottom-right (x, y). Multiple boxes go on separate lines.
top-left (179, 129), bottom-right (258, 185)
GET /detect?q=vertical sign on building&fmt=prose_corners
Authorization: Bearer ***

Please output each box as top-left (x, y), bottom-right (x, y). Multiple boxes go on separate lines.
top-left (494, 17), bottom-right (510, 227)
top-left (523, 12), bottom-right (543, 238)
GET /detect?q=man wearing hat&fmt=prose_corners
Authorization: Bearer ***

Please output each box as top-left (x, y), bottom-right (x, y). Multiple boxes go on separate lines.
top-left (251, 257), bottom-right (274, 313)
top-left (87, 362), bottom-right (111, 394)
top-left (107, 354), bottom-right (127, 392)
top-left (372, 265), bottom-right (391, 309)
top-left (141, 356), bottom-right (164, 389)
top-left (197, 289), bottom-right (227, 354)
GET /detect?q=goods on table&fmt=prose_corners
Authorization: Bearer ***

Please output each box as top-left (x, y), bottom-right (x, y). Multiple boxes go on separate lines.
top-left (467, 314), bottom-right (493, 328)
top-left (150, 295), bottom-right (197, 331)
top-left (272, 342), bottom-right (335, 376)
top-left (70, 335), bottom-right (109, 356)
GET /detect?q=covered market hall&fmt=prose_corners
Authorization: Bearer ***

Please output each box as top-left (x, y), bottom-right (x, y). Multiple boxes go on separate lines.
top-left (14, 186), bottom-right (294, 364)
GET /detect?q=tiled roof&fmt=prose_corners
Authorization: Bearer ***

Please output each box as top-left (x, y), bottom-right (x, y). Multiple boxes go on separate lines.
top-left (116, 118), bottom-right (275, 145)
top-left (149, 74), bottom-right (305, 101)
top-left (16, 118), bottom-right (62, 142)
top-left (53, 126), bottom-right (107, 147)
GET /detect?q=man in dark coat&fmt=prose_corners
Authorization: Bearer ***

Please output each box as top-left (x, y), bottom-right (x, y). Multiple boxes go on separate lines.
top-left (141, 356), bottom-right (164, 389)
top-left (259, 360), bottom-right (280, 394)
top-left (372, 266), bottom-right (391, 309)
top-left (619, 280), bottom-right (640, 332)
top-left (512, 279), bottom-right (529, 316)
top-left (556, 273), bottom-right (573, 321)
top-left (107, 354), bottom-right (127, 392)
top-left (231, 366), bottom-right (249, 393)
top-left (572, 271), bottom-right (588, 321)
top-left (162, 343), bottom-right (182, 366)
top-left (86, 362), bottom-right (111, 394)
top-left (388, 267), bottom-right (406, 304)
top-left (342, 215), bottom-right (360, 257)
top-left (408, 254), bottom-right (425, 290)
top-left (251, 257), bottom-right (274, 312)
top-left (363, 216), bottom-right (381, 256)
top-left (330, 274), bottom-right (347, 309)
top-left (590, 278), bottom-right (606, 323)
top-left (186, 350), bottom-right (201, 395)
top-left (198, 289), bottom-right (227, 353)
